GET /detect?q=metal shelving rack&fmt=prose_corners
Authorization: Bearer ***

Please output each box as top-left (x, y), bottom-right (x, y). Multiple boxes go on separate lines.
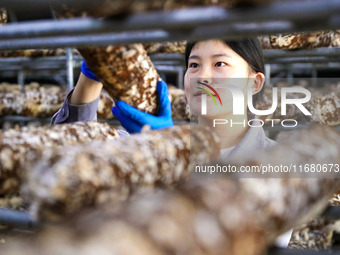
top-left (1, 0), bottom-right (340, 253)
top-left (0, 1), bottom-right (339, 132)
top-left (0, 0), bottom-right (339, 89)
top-left (0, 53), bottom-right (82, 90)
top-left (149, 48), bottom-right (340, 65)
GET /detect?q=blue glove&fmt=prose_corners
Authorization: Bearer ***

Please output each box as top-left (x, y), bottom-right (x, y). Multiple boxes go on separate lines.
top-left (111, 81), bottom-right (173, 133)
top-left (80, 61), bottom-right (100, 82)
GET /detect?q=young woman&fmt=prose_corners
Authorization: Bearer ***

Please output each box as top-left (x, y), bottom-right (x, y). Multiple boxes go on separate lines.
top-left (52, 38), bottom-right (290, 247)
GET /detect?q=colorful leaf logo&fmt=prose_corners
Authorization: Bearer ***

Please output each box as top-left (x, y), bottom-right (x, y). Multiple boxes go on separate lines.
top-left (196, 81), bottom-right (223, 106)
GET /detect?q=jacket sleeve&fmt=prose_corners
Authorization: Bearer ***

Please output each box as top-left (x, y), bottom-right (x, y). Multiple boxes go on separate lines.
top-left (51, 89), bottom-right (99, 124)
top-left (51, 89), bottom-right (131, 138)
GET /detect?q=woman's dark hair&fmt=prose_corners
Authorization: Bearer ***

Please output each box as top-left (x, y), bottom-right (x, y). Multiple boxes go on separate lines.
top-left (185, 38), bottom-right (265, 105)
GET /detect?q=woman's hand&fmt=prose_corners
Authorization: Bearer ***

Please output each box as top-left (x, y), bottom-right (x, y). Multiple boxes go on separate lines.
top-left (111, 81), bottom-right (173, 133)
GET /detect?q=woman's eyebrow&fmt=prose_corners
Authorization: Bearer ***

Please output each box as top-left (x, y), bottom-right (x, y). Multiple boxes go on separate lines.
top-left (212, 53), bottom-right (231, 58)
top-left (189, 53), bottom-right (231, 60)
top-left (189, 55), bottom-right (200, 60)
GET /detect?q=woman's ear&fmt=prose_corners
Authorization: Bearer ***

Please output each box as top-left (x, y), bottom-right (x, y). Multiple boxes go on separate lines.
top-left (250, 72), bottom-right (265, 95)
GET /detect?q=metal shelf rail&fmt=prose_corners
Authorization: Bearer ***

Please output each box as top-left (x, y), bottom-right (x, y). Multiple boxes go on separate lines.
top-left (2, 47), bottom-right (336, 89)
top-left (0, 56), bottom-right (82, 71)
top-left (0, 209), bottom-right (38, 229)
top-left (150, 48), bottom-right (340, 65)
top-left (0, 53), bottom-right (82, 90)
top-left (0, 54), bottom-right (183, 89)
top-left (0, 1), bottom-right (340, 50)
top-left (1, 48), bottom-right (339, 88)
top-left (1, 48), bottom-right (338, 69)
top-left (149, 49), bottom-right (340, 85)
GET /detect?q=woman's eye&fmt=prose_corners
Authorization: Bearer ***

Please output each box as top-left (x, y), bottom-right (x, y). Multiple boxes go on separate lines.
top-left (215, 62), bottom-right (226, 67)
top-left (189, 63), bottom-right (199, 68)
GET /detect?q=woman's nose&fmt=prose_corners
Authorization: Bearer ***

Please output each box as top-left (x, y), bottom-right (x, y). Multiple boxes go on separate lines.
top-left (198, 67), bottom-right (213, 85)
top-left (198, 77), bottom-right (213, 86)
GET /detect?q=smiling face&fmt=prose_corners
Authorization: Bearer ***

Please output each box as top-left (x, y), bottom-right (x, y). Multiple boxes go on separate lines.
top-left (184, 40), bottom-right (263, 118)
